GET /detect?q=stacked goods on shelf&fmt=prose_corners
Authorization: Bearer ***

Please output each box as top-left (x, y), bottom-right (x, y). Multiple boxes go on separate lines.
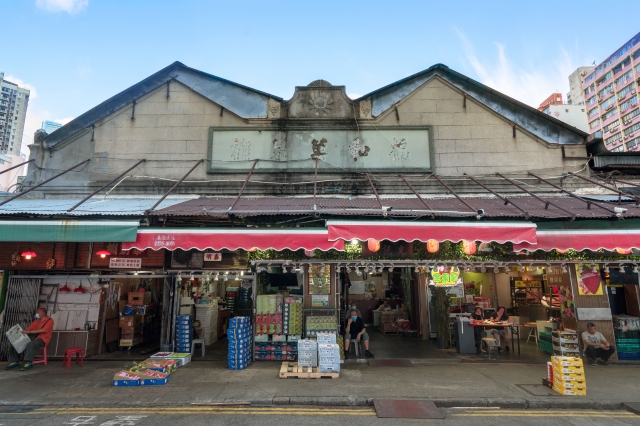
top-left (552, 330), bottom-right (580, 356)
top-left (297, 339), bottom-right (318, 367)
top-left (336, 335), bottom-right (345, 362)
top-left (614, 316), bottom-right (640, 360)
top-left (305, 315), bottom-right (338, 338)
top-left (538, 331), bottom-right (553, 354)
top-left (175, 315), bottom-right (193, 353)
top-left (195, 301), bottom-right (219, 345)
top-left (112, 355), bottom-right (183, 387)
top-left (550, 356), bottom-right (586, 396)
top-left (226, 287), bottom-right (240, 313)
top-left (317, 333), bottom-right (340, 374)
top-left (228, 316), bottom-right (252, 370)
top-left (255, 294), bottom-right (283, 335)
top-left (254, 341), bottom-right (297, 360)
top-left (284, 299), bottom-right (303, 335)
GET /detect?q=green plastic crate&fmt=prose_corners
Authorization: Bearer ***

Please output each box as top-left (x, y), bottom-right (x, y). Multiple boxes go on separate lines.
top-left (539, 332), bottom-right (552, 342)
top-left (538, 340), bottom-right (553, 354)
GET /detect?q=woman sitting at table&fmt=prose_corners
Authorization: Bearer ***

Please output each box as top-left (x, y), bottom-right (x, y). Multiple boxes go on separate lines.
top-left (470, 306), bottom-right (484, 353)
top-left (490, 306), bottom-right (513, 353)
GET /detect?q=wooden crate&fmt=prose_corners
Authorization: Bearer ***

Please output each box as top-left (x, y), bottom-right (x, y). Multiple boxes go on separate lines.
top-left (279, 362), bottom-right (339, 379)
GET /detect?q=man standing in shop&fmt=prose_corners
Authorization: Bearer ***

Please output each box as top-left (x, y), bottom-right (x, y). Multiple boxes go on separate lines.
top-left (344, 309), bottom-right (374, 359)
top-left (582, 322), bottom-right (615, 366)
top-left (4, 307), bottom-right (54, 371)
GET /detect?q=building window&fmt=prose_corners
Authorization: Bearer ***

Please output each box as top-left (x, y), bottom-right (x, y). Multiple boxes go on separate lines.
top-left (588, 107), bottom-right (599, 118)
top-left (620, 95), bottom-right (639, 112)
top-left (622, 107), bottom-right (640, 125)
top-left (605, 132), bottom-right (623, 146)
top-left (603, 109), bottom-right (619, 121)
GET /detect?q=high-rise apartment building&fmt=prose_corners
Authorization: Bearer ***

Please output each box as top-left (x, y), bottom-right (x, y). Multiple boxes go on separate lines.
top-left (567, 66), bottom-right (595, 105)
top-left (582, 32), bottom-right (640, 152)
top-left (0, 72), bottom-right (30, 156)
top-left (538, 93), bottom-right (589, 132)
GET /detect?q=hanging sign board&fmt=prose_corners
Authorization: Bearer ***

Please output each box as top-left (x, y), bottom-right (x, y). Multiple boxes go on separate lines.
top-left (204, 252), bottom-right (222, 262)
top-left (109, 258), bottom-right (142, 269)
top-left (429, 266), bottom-right (462, 287)
top-left (576, 264), bottom-right (604, 295)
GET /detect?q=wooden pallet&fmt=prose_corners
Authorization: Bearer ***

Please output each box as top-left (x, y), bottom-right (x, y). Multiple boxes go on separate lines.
top-left (278, 362), bottom-right (339, 379)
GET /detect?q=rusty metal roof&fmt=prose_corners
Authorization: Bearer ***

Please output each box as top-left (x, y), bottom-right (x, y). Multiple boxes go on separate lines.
top-left (151, 195), bottom-right (640, 220)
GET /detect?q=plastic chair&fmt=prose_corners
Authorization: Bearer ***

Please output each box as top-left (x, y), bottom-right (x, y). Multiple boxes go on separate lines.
top-left (33, 345), bottom-right (48, 365)
top-left (62, 347), bottom-right (85, 369)
top-left (191, 339), bottom-right (205, 357)
top-left (349, 340), bottom-right (363, 357)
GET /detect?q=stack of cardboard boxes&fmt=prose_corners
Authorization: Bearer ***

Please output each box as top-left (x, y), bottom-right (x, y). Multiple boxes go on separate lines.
top-left (119, 315), bottom-right (142, 347)
top-left (317, 332), bottom-right (340, 374)
top-left (297, 339), bottom-right (318, 367)
top-left (551, 356), bottom-right (586, 396)
top-left (175, 315), bottom-right (193, 353)
top-left (228, 316), bottom-right (252, 370)
top-left (552, 330), bottom-right (580, 357)
top-left (119, 291), bottom-right (152, 347)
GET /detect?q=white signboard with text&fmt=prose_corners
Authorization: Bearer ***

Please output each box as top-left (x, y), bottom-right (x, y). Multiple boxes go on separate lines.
top-left (109, 257), bottom-right (142, 269)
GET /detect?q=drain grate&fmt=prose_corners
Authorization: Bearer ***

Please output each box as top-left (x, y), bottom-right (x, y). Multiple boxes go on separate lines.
top-left (374, 399), bottom-right (444, 419)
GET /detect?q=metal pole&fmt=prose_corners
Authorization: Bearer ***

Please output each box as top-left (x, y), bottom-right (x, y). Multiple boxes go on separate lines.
top-left (147, 159), bottom-right (203, 213)
top-left (0, 159), bottom-right (90, 207)
top-left (67, 159), bottom-right (146, 212)
top-left (0, 159), bottom-right (33, 176)
top-left (365, 173), bottom-right (383, 208)
top-left (98, 284), bottom-right (108, 355)
top-left (228, 159), bottom-right (259, 213)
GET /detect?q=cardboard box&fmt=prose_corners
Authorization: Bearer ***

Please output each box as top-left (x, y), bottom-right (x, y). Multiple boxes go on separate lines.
top-left (553, 383), bottom-right (587, 396)
top-left (551, 356), bottom-right (583, 367)
top-left (119, 316), bottom-right (142, 328)
top-left (120, 325), bottom-right (139, 334)
top-left (297, 358), bottom-right (318, 367)
top-left (119, 338), bottom-right (140, 347)
top-left (318, 343), bottom-right (341, 357)
top-left (316, 332), bottom-right (337, 344)
top-left (554, 378), bottom-right (587, 388)
top-left (128, 291), bottom-right (151, 306)
top-left (112, 371), bottom-right (140, 386)
top-left (297, 339), bottom-right (318, 351)
top-left (298, 350), bottom-right (317, 359)
top-left (552, 370), bottom-right (586, 382)
top-left (318, 363), bottom-right (340, 373)
top-left (140, 359), bottom-right (179, 374)
top-left (319, 355), bottom-right (341, 364)
top-left (138, 369), bottom-right (170, 386)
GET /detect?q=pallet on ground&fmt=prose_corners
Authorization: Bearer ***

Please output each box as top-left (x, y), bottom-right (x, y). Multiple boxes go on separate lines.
top-left (278, 362), bottom-right (339, 379)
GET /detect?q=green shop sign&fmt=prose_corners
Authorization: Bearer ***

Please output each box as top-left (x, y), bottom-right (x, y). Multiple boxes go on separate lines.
top-left (429, 266), bottom-right (462, 287)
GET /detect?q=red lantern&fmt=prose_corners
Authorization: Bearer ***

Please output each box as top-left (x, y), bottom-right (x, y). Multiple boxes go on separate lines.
top-left (616, 248), bottom-right (632, 255)
top-left (367, 239), bottom-right (380, 252)
top-left (462, 240), bottom-right (476, 255)
top-left (556, 249), bottom-right (568, 254)
top-left (426, 239), bottom-right (439, 253)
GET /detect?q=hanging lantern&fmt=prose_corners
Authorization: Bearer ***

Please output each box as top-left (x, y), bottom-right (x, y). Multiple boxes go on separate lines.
top-left (556, 249), bottom-right (569, 254)
top-left (21, 250), bottom-right (37, 260)
top-left (462, 240), bottom-right (476, 255)
top-left (616, 248), bottom-right (632, 255)
top-left (367, 239), bottom-right (380, 252)
top-left (247, 247), bottom-right (258, 253)
top-left (426, 239), bottom-right (439, 253)
top-left (96, 249), bottom-right (111, 258)
top-left (304, 250), bottom-right (316, 257)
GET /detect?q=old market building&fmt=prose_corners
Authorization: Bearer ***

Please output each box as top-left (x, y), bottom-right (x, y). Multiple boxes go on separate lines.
top-left (0, 61), bottom-right (639, 363)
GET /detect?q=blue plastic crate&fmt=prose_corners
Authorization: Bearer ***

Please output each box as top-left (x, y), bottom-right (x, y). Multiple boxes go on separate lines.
top-left (617, 351), bottom-right (640, 360)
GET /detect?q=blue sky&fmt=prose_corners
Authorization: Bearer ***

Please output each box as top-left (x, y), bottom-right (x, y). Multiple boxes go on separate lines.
top-left (4, 0), bottom-right (640, 156)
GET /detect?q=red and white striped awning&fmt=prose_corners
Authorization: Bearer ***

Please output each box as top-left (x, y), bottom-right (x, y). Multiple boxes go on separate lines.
top-left (122, 228), bottom-right (344, 251)
top-left (327, 220), bottom-right (537, 244)
top-left (513, 229), bottom-right (640, 252)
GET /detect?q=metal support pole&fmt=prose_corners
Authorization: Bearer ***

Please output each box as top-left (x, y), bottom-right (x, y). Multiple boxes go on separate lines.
top-left (0, 159), bottom-right (33, 176)
top-left (0, 159), bottom-right (90, 207)
top-left (228, 159), bottom-right (259, 213)
top-left (365, 173), bottom-right (383, 209)
top-left (399, 174), bottom-right (435, 210)
top-left (147, 159), bottom-right (203, 213)
top-left (431, 174), bottom-right (477, 212)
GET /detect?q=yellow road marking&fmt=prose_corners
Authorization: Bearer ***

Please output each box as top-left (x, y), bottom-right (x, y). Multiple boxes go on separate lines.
top-left (28, 407), bottom-right (376, 416)
top-left (453, 414), bottom-right (636, 418)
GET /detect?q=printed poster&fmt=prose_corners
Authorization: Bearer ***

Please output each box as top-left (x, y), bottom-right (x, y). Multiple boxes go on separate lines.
top-left (576, 264), bottom-right (604, 296)
top-left (308, 264), bottom-right (330, 294)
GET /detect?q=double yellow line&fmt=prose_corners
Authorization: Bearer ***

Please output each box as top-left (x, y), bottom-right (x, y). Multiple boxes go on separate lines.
top-left (451, 410), bottom-right (637, 418)
top-left (29, 406), bottom-right (377, 416)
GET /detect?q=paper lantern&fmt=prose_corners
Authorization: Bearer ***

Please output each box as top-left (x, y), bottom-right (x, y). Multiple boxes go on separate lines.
top-left (96, 249), bottom-right (111, 258)
top-left (304, 250), bottom-right (316, 257)
top-left (556, 249), bottom-right (569, 254)
top-left (21, 250), bottom-right (37, 260)
top-left (462, 240), bottom-right (476, 255)
top-left (426, 239), bottom-right (439, 253)
top-left (367, 239), bottom-right (380, 252)
top-left (616, 248), bottom-right (632, 255)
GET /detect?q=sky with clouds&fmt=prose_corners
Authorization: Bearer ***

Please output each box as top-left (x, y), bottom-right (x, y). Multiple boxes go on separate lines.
top-left (3, 0), bottom-right (640, 156)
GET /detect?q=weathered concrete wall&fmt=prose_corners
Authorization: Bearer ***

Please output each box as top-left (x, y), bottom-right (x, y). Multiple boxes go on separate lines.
top-left (371, 77), bottom-right (588, 176)
top-left (23, 78), bottom-right (588, 198)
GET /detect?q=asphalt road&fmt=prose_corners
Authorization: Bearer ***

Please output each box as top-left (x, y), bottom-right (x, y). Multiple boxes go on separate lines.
top-left (0, 406), bottom-right (638, 426)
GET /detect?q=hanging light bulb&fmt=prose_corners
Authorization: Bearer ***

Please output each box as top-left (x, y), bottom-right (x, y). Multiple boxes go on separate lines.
top-left (350, 239), bottom-right (359, 246)
top-left (346, 266), bottom-right (352, 273)
top-left (592, 264), bottom-right (598, 272)
top-left (21, 249), bottom-right (37, 260)
top-left (214, 273), bottom-right (219, 281)
top-left (224, 274), bottom-right (228, 281)
top-left (387, 264), bottom-right (394, 272)
top-left (414, 265), bottom-right (420, 273)
top-left (177, 272), bottom-right (183, 281)
top-left (356, 268), bottom-right (363, 277)
top-left (493, 266), bottom-right (500, 274)
top-left (377, 265), bottom-right (384, 273)
top-left (96, 248), bottom-right (111, 258)
top-left (480, 265), bottom-right (486, 273)
top-left (190, 272), bottom-right (195, 281)
top-left (267, 264), bottom-right (273, 273)
top-left (319, 264), bottom-right (326, 273)
top-left (604, 265), bottom-right (610, 273)
top-left (518, 263), bottom-right (525, 273)
top-left (633, 265), bottom-right (638, 273)
top-left (561, 264), bottom-right (568, 274)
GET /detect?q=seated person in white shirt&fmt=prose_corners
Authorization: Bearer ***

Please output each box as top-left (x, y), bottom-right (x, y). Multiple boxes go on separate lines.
top-left (582, 322), bottom-right (615, 366)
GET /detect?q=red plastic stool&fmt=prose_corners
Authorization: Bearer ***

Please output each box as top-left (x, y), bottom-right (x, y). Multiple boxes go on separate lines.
top-left (62, 347), bottom-right (84, 369)
top-left (33, 345), bottom-right (48, 365)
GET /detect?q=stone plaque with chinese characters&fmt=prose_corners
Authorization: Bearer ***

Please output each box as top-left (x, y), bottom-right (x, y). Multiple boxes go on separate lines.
top-left (208, 127), bottom-right (432, 173)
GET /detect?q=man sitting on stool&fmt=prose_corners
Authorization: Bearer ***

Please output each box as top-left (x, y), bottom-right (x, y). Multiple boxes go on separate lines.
top-left (5, 307), bottom-right (54, 371)
top-left (344, 310), bottom-right (374, 359)
top-left (582, 322), bottom-right (615, 366)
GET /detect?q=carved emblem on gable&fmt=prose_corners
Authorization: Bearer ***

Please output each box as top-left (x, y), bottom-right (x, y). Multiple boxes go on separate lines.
top-left (308, 91), bottom-right (335, 116)
top-left (359, 99), bottom-right (372, 118)
top-left (268, 99), bottom-right (281, 118)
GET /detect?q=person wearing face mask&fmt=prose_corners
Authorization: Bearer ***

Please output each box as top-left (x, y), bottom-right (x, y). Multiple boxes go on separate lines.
top-left (344, 310), bottom-right (374, 359)
top-left (346, 304), bottom-right (361, 318)
top-left (5, 307), bottom-right (54, 371)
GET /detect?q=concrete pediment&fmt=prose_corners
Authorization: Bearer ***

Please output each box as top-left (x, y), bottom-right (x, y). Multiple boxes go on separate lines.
top-left (286, 80), bottom-right (354, 119)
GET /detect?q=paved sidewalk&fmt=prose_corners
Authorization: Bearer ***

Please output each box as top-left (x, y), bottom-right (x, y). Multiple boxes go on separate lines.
top-left (1, 358), bottom-right (639, 409)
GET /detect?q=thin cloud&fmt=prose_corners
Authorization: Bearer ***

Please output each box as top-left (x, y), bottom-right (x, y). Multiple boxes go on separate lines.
top-left (35, 0), bottom-right (88, 14)
top-left (456, 28), bottom-right (576, 108)
top-left (4, 75), bottom-right (37, 99)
